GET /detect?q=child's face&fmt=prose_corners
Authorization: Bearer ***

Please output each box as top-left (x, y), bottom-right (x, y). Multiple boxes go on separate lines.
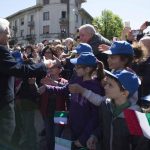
top-left (55, 48), bottom-right (63, 57)
top-left (74, 65), bottom-right (85, 77)
top-left (104, 76), bottom-right (125, 99)
top-left (107, 55), bottom-right (125, 70)
top-left (44, 49), bottom-right (53, 59)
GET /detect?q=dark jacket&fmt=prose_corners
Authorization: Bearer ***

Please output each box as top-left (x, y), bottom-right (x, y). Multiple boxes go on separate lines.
top-left (93, 100), bottom-right (150, 150)
top-left (132, 57), bottom-right (150, 97)
top-left (88, 33), bottom-right (111, 69)
top-left (0, 45), bottom-right (47, 109)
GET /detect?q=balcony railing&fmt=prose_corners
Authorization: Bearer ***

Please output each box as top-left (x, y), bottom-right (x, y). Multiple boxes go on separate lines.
top-left (40, 33), bottom-right (60, 38)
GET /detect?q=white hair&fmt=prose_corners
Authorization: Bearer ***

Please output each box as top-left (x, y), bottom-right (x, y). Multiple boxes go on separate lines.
top-left (0, 18), bottom-right (10, 33)
top-left (65, 37), bottom-right (74, 43)
top-left (79, 24), bottom-right (96, 36)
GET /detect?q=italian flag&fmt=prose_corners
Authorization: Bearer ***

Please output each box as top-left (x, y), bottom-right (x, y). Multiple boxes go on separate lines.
top-left (54, 111), bottom-right (68, 125)
top-left (124, 109), bottom-right (150, 139)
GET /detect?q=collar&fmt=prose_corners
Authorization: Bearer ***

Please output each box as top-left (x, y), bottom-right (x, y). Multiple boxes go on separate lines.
top-left (112, 101), bottom-right (131, 117)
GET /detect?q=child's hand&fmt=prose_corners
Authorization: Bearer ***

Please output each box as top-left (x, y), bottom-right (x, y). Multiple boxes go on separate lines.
top-left (28, 77), bottom-right (36, 84)
top-left (41, 76), bottom-right (58, 86)
top-left (39, 85), bottom-right (46, 95)
top-left (69, 84), bottom-right (85, 94)
top-left (74, 140), bottom-right (83, 147)
top-left (86, 135), bottom-right (98, 150)
top-left (41, 76), bottom-right (51, 85)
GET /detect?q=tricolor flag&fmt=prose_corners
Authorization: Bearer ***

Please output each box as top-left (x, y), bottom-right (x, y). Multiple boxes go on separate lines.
top-left (124, 109), bottom-right (150, 139)
top-left (54, 111), bottom-right (68, 125)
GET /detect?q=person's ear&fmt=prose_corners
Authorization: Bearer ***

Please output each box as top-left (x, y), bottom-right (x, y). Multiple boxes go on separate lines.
top-left (122, 90), bottom-right (129, 98)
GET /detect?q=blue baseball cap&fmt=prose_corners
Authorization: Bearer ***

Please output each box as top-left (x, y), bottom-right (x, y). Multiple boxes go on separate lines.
top-left (103, 41), bottom-right (134, 56)
top-left (72, 43), bottom-right (93, 54)
top-left (70, 52), bottom-right (97, 67)
top-left (104, 69), bottom-right (140, 97)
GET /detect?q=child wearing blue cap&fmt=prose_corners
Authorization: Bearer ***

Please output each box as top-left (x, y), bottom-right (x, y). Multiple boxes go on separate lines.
top-left (68, 41), bottom-right (140, 106)
top-left (29, 53), bottom-right (105, 149)
top-left (102, 41), bottom-right (134, 71)
top-left (60, 43), bottom-right (93, 80)
top-left (69, 70), bottom-right (149, 150)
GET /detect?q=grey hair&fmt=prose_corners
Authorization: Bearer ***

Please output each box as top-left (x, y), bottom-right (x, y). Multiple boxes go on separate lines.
top-left (79, 24), bottom-right (96, 36)
top-left (0, 18), bottom-right (10, 33)
top-left (65, 37), bottom-right (74, 43)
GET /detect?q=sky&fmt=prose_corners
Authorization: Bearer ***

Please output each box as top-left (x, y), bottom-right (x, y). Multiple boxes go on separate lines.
top-left (0, 0), bottom-right (150, 30)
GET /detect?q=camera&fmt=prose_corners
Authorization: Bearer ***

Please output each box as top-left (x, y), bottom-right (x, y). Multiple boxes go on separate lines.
top-left (131, 30), bottom-right (143, 37)
top-left (146, 21), bottom-right (150, 26)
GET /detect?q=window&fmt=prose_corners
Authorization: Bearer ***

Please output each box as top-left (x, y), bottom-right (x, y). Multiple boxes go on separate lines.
top-left (61, 11), bottom-right (66, 18)
top-left (14, 20), bottom-right (17, 26)
top-left (43, 12), bottom-right (49, 20)
top-left (43, 25), bottom-right (49, 34)
top-left (31, 15), bottom-right (34, 21)
top-left (61, 0), bottom-right (67, 3)
top-left (20, 18), bottom-right (24, 26)
top-left (43, 0), bottom-right (49, 5)
top-left (20, 30), bottom-right (24, 37)
top-left (81, 18), bottom-right (84, 25)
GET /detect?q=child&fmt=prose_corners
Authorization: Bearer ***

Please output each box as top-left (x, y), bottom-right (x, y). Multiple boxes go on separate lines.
top-left (34, 53), bottom-right (105, 149)
top-left (29, 63), bottom-right (68, 150)
top-left (102, 41), bottom-right (134, 72)
top-left (69, 70), bottom-right (149, 150)
top-left (72, 41), bottom-right (138, 105)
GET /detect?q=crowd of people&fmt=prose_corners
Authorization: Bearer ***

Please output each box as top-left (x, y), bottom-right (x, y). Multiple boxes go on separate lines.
top-left (0, 17), bottom-right (150, 150)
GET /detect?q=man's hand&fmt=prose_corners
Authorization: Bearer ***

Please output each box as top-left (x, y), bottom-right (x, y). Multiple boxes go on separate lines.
top-left (41, 76), bottom-right (58, 86)
top-left (140, 21), bottom-right (148, 31)
top-left (98, 44), bottom-right (110, 52)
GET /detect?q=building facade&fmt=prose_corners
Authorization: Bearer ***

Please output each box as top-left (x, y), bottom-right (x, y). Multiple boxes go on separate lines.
top-left (6, 0), bottom-right (92, 44)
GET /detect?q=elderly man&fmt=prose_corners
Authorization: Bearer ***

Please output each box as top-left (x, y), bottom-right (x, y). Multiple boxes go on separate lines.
top-left (0, 18), bottom-right (54, 149)
top-left (79, 24), bottom-right (111, 68)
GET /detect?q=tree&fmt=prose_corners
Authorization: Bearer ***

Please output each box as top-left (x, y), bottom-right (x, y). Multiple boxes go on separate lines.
top-left (93, 9), bottom-right (124, 40)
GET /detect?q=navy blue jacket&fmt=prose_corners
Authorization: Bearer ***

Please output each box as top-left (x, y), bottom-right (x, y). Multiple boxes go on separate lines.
top-left (0, 45), bottom-right (47, 109)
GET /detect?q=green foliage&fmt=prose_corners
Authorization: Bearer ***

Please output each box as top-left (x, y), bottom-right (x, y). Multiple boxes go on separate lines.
top-left (93, 9), bottom-right (124, 40)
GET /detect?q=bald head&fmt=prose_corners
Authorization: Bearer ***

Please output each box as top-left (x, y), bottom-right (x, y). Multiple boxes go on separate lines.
top-left (79, 24), bottom-right (96, 43)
